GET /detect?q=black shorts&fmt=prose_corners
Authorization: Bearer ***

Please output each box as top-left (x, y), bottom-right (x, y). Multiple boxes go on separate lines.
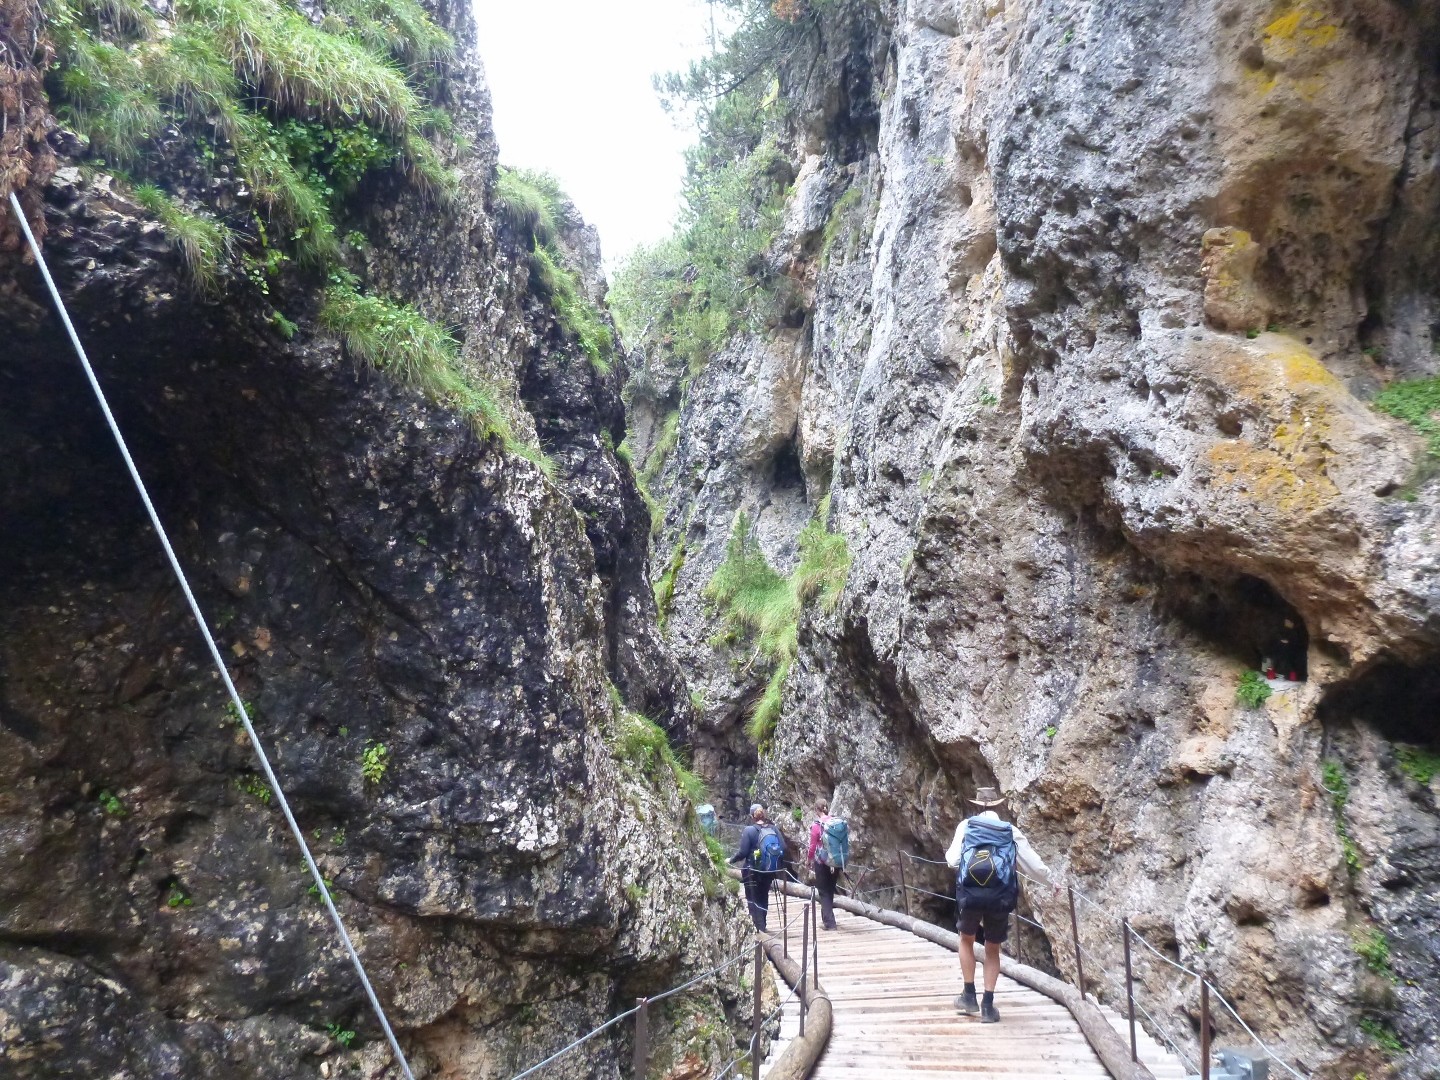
top-left (957, 905), bottom-right (1010, 943)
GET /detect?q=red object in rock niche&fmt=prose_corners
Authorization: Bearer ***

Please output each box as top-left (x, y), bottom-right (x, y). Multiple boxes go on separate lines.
top-left (1288, 672), bottom-right (1298, 682)
top-left (1266, 668), bottom-right (1277, 679)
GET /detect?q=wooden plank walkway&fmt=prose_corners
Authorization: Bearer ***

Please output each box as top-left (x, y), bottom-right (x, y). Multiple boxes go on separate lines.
top-left (763, 910), bottom-right (1187, 1080)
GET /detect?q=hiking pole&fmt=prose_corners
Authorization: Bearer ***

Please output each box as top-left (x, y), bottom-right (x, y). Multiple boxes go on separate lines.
top-left (633, 997), bottom-right (649, 1079)
top-left (750, 944), bottom-right (763, 1080)
top-left (1068, 885), bottom-right (1086, 1001)
top-left (1122, 919), bottom-right (1138, 1062)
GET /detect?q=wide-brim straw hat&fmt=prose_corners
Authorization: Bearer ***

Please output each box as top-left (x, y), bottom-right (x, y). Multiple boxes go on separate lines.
top-left (967, 786), bottom-right (1007, 808)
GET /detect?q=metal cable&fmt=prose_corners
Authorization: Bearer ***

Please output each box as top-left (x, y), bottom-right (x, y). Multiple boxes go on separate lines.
top-left (1205, 978), bottom-right (1309, 1080)
top-left (902, 850), bottom-right (949, 866)
top-left (7, 191), bottom-right (418, 1080)
top-left (1134, 996), bottom-right (1198, 1073)
top-left (509, 1003), bottom-right (644, 1080)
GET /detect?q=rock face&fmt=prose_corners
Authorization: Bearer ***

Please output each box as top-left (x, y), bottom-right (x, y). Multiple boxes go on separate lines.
top-left (0, 2), bottom-right (745, 1078)
top-left (643, 0), bottom-right (1440, 1076)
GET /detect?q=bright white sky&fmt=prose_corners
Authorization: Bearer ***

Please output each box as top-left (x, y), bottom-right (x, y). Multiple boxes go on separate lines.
top-left (472, 0), bottom-right (716, 269)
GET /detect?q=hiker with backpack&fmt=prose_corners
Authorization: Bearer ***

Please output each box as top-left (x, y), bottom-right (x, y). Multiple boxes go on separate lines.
top-left (806, 800), bottom-right (849, 931)
top-left (728, 802), bottom-right (786, 930)
top-left (946, 786), bottom-right (1056, 1024)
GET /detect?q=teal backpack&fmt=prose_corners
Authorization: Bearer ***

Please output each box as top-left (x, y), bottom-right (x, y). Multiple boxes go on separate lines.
top-left (818, 816), bottom-right (850, 869)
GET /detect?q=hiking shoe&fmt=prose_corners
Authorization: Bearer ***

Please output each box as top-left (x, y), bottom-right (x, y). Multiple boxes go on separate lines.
top-left (955, 989), bottom-right (980, 1015)
top-left (980, 1000), bottom-right (1001, 1024)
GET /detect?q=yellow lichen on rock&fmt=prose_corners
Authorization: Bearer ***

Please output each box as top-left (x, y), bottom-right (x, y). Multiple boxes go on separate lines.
top-left (1263, 4), bottom-right (1341, 53)
top-left (1202, 334), bottom-right (1343, 514)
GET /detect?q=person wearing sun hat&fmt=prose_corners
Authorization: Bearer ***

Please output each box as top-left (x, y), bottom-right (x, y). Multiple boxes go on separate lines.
top-left (944, 785), bottom-right (1055, 1023)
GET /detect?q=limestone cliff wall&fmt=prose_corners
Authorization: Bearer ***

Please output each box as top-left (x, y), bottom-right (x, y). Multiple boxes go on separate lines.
top-left (0, 2), bottom-right (743, 1077)
top-left (642, 1), bottom-right (1440, 1076)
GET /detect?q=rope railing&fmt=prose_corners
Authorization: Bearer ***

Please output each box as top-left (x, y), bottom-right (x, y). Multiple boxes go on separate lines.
top-left (711, 816), bottom-right (1311, 1080)
top-left (506, 895), bottom-right (815, 1080)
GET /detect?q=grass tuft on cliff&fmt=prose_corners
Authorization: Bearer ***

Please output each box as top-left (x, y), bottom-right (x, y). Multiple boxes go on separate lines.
top-left (42, 0), bottom-right (458, 283)
top-left (615, 707), bottom-right (707, 806)
top-left (494, 167), bottom-right (615, 374)
top-left (706, 503), bottom-right (850, 746)
top-left (132, 182), bottom-right (232, 291)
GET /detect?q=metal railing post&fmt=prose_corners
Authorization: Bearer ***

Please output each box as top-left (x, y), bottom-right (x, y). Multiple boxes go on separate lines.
top-left (1067, 885), bottom-right (1086, 1001)
top-left (799, 906), bottom-right (810, 1039)
top-left (1121, 919), bottom-right (1137, 1063)
top-left (897, 853), bottom-right (911, 916)
top-left (750, 944), bottom-right (763, 1080)
top-left (1200, 977), bottom-right (1211, 1080)
top-left (633, 998), bottom-right (648, 1079)
top-left (783, 883), bottom-right (789, 957)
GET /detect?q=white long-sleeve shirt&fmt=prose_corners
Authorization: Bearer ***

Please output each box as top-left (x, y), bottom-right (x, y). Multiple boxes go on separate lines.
top-left (944, 811), bottom-right (1052, 884)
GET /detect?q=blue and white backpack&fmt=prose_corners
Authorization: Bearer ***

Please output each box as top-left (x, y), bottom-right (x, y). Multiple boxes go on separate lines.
top-left (955, 818), bottom-right (1019, 910)
top-left (753, 824), bottom-right (785, 873)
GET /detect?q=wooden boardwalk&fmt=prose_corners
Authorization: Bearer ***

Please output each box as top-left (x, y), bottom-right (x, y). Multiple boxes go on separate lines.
top-left (764, 910), bottom-right (1187, 1080)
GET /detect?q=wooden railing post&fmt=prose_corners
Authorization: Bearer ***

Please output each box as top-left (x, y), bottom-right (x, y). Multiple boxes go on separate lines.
top-left (1067, 885), bottom-right (1086, 1001)
top-left (1200, 977), bottom-right (1211, 1080)
top-left (798, 906), bottom-right (810, 1039)
top-left (751, 944), bottom-right (763, 1080)
top-left (633, 997), bottom-right (648, 1079)
top-left (1121, 919), bottom-right (1137, 1063)
top-left (897, 853), bottom-right (911, 916)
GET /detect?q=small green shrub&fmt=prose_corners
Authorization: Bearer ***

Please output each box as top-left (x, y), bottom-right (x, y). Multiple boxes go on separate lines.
top-left (494, 167), bottom-right (614, 373)
top-left (1045, 725), bottom-right (1058, 740)
top-left (1394, 744), bottom-right (1440, 785)
top-left (747, 660), bottom-right (789, 746)
top-left (978, 389), bottom-right (998, 406)
top-left (166, 883), bottom-right (194, 908)
top-left (1358, 1017), bottom-right (1402, 1055)
top-left (235, 773), bottom-right (272, 805)
top-left (706, 513), bottom-right (797, 661)
top-left (1353, 928), bottom-right (1393, 979)
top-left (42, 0), bottom-right (458, 284)
top-left (1374, 376), bottom-right (1440, 454)
top-left (361, 740), bottom-right (388, 784)
top-left (97, 789), bottom-right (125, 816)
top-left (320, 281), bottom-right (555, 473)
top-left (689, 688), bottom-right (706, 712)
top-left (1236, 669), bottom-right (1272, 708)
top-left (222, 697), bottom-right (255, 726)
top-left (325, 1021), bottom-right (357, 1049)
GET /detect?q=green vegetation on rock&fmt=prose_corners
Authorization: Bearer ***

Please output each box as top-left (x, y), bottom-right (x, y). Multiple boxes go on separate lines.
top-left (493, 167), bottom-right (615, 373)
top-left (1353, 928), bottom-right (1393, 980)
top-left (1322, 759), bottom-right (1362, 874)
top-left (706, 499), bottom-right (850, 746)
top-left (1374, 376), bottom-right (1440, 454)
top-left (1236, 669), bottom-right (1272, 708)
top-left (655, 539), bottom-right (687, 631)
top-left (615, 707), bottom-right (707, 806)
top-left (1394, 744), bottom-right (1440, 786)
top-left (42, 0), bottom-right (459, 285)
